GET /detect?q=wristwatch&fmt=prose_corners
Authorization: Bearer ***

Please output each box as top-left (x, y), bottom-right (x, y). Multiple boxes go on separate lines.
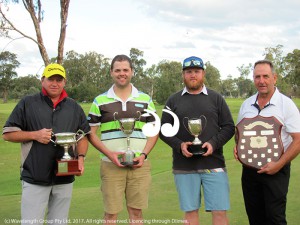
top-left (140, 152), bottom-right (148, 159)
top-left (78, 154), bottom-right (86, 160)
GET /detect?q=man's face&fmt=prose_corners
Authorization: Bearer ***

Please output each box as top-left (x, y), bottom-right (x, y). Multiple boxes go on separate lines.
top-left (110, 60), bottom-right (133, 88)
top-left (253, 63), bottom-right (277, 96)
top-left (41, 75), bottom-right (66, 99)
top-left (182, 68), bottom-right (205, 93)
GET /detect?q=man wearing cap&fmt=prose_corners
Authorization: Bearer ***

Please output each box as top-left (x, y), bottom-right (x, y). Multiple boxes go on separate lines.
top-left (160, 56), bottom-right (235, 225)
top-left (2, 63), bottom-right (90, 225)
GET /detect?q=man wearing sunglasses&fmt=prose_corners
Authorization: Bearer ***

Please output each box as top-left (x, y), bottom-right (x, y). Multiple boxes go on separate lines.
top-left (160, 56), bottom-right (235, 225)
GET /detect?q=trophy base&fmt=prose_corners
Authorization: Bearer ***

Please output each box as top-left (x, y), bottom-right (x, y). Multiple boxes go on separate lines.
top-left (188, 144), bottom-right (207, 155)
top-left (56, 159), bottom-right (81, 176)
top-left (120, 161), bottom-right (139, 166)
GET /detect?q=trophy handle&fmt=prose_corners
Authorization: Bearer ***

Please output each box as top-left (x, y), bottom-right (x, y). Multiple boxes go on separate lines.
top-left (75, 129), bottom-right (85, 142)
top-left (200, 115), bottom-right (207, 132)
top-left (113, 112), bottom-right (118, 121)
top-left (183, 117), bottom-right (193, 136)
top-left (50, 132), bottom-right (56, 145)
top-left (113, 112), bottom-right (120, 129)
top-left (136, 111), bottom-right (141, 121)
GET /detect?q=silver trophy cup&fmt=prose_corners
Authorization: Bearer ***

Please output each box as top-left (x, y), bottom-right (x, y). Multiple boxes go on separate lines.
top-left (51, 130), bottom-right (85, 175)
top-left (183, 116), bottom-right (207, 155)
top-left (114, 112), bottom-right (141, 166)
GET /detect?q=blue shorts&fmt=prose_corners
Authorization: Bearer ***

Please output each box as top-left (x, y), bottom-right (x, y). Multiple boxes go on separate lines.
top-left (174, 172), bottom-right (230, 212)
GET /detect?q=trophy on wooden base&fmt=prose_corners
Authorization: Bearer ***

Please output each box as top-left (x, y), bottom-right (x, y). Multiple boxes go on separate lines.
top-left (51, 130), bottom-right (85, 176)
top-left (183, 115), bottom-right (207, 155)
top-left (114, 112), bottom-right (141, 166)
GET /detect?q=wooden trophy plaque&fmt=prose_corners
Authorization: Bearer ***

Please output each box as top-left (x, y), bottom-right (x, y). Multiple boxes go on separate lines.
top-left (235, 115), bottom-right (284, 170)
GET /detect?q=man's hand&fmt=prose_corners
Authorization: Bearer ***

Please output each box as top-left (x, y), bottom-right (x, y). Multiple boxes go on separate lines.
top-left (181, 142), bottom-right (193, 158)
top-left (108, 151), bottom-right (125, 167)
top-left (36, 128), bottom-right (52, 144)
top-left (233, 145), bottom-right (239, 160)
top-left (201, 142), bottom-right (213, 157)
top-left (257, 161), bottom-right (282, 175)
top-left (133, 154), bottom-right (146, 168)
top-left (77, 156), bottom-right (85, 176)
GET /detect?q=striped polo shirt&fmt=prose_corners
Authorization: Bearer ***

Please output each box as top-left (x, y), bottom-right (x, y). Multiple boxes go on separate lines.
top-left (88, 84), bottom-right (156, 161)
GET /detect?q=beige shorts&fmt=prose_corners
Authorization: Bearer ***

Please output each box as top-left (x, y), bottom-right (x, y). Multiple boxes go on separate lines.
top-left (100, 160), bottom-right (151, 214)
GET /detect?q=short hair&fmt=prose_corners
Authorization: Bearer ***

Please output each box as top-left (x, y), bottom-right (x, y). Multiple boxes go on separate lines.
top-left (110, 55), bottom-right (133, 71)
top-left (254, 59), bottom-right (275, 74)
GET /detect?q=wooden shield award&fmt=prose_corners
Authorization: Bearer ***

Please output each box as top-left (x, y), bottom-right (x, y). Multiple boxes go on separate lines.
top-left (235, 115), bottom-right (284, 170)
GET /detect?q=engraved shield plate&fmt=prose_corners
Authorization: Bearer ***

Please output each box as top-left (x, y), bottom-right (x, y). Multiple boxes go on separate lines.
top-left (235, 115), bottom-right (284, 170)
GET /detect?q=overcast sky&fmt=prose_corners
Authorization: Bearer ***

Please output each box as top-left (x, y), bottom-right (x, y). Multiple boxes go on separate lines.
top-left (1, 0), bottom-right (299, 79)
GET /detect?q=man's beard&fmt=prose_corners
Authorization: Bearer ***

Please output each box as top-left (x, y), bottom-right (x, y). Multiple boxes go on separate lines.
top-left (184, 80), bottom-right (203, 91)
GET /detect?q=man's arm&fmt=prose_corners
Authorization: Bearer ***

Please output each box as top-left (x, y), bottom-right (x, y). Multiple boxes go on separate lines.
top-left (76, 136), bottom-right (89, 175)
top-left (208, 98), bottom-right (235, 151)
top-left (88, 126), bottom-right (124, 167)
top-left (134, 134), bottom-right (159, 167)
top-left (3, 128), bottom-right (52, 144)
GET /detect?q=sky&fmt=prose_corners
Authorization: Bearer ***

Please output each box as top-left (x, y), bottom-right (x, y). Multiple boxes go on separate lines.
top-left (1, 0), bottom-right (300, 79)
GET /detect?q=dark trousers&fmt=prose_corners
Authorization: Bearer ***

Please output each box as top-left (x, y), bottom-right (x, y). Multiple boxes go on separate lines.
top-left (242, 164), bottom-right (290, 225)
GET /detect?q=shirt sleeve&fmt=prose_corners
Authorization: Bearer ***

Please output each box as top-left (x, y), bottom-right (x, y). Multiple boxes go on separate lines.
top-left (3, 98), bottom-right (26, 133)
top-left (87, 98), bottom-right (101, 126)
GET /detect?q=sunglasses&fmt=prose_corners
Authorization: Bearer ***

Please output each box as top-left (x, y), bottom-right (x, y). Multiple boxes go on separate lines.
top-left (183, 59), bottom-right (203, 68)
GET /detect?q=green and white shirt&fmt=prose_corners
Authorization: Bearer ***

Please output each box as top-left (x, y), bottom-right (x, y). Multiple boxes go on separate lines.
top-left (88, 84), bottom-right (156, 161)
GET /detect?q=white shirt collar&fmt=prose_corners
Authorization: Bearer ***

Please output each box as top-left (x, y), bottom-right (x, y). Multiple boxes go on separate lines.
top-left (107, 83), bottom-right (139, 100)
top-left (181, 85), bottom-right (208, 96)
top-left (254, 87), bottom-right (279, 106)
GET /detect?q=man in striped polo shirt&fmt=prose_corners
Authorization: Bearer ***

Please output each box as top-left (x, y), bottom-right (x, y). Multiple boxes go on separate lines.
top-left (88, 55), bottom-right (158, 225)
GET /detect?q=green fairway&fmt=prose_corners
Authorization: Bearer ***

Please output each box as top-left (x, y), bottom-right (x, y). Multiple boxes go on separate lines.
top-left (1, 99), bottom-right (300, 225)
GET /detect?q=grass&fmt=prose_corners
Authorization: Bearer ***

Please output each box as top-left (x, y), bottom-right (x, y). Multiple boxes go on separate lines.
top-left (1, 98), bottom-right (300, 224)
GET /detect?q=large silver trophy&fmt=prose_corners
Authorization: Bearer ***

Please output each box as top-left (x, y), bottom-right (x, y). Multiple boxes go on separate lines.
top-left (50, 130), bottom-right (85, 176)
top-left (183, 115), bottom-right (207, 155)
top-left (114, 112), bottom-right (141, 166)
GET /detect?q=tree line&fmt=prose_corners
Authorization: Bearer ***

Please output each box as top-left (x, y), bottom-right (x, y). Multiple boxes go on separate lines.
top-left (0, 45), bottom-right (299, 104)
top-left (1, 1), bottom-right (299, 104)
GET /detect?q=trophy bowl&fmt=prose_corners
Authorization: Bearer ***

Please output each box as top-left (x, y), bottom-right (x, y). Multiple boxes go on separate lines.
top-left (54, 132), bottom-right (78, 144)
top-left (118, 118), bottom-right (136, 135)
top-left (53, 132), bottom-right (77, 160)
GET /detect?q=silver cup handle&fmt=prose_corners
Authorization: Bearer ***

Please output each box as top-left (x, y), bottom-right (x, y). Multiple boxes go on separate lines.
top-left (50, 132), bottom-right (56, 145)
top-left (75, 129), bottom-right (86, 142)
top-left (200, 115), bottom-right (207, 131)
top-left (136, 111), bottom-right (141, 121)
top-left (183, 117), bottom-right (193, 136)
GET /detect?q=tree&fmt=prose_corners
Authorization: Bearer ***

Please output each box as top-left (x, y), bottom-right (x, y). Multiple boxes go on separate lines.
top-left (220, 75), bottom-right (237, 98)
top-left (9, 74), bottom-right (40, 99)
top-left (0, 50), bottom-right (20, 102)
top-left (0, 0), bottom-right (70, 65)
top-left (204, 61), bottom-right (222, 92)
top-left (235, 64), bottom-right (256, 98)
top-left (154, 60), bottom-right (182, 105)
top-left (263, 45), bottom-right (293, 95)
top-left (263, 45), bottom-right (285, 76)
top-left (130, 48), bottom-right (148, 93)
top-left (63, 50), bottom-right (110, 102)
top-left (284, 49), bottom-right (300, 96)
top-left (144, 64), bottom-right (158, 99)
